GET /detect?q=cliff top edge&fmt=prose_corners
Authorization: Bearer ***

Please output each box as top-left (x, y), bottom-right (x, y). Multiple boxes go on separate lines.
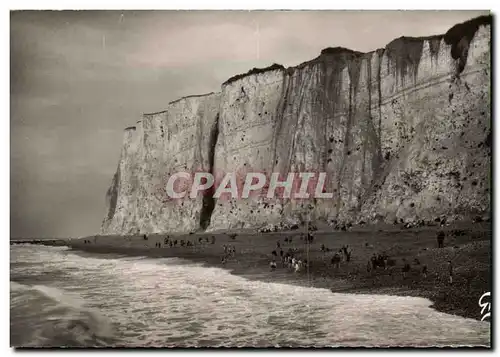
top-left (142, 92), bottom-right (219, 117)
top-left (222, 14), bottom-right (491, 85)
top-left (134, 14), bottom-right (491, 125)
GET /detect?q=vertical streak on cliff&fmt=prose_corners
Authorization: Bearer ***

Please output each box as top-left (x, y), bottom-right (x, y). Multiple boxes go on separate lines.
top-left (376, 49), bottom-right (384, 165)
top-left (199, 113), bottom-right (220, 230)
top-left (346, 57), bottom-right (362, 208)
top-left (271, 70), bottom-right (290, 174)
top-left (429, 37), bottom-right (442, 67)
top-left (106, 164), bottom-right (120, 222)
top-left (386, 38), bottom-right (424, 87)
top-left (362, 55), bottom-right (372, 196)
top-left (286, 69), bottom-right (306, 173)
top-left (319, 61), bottom-right (331, 176)
top-left (314, 67), bottom-right (327, 172)
top-left (334, 53), bottom-right (361, 217)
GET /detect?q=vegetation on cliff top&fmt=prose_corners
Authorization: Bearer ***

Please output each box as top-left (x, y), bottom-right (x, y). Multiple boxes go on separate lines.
top-left (149, 15), bottom-right (490, 112)
top-left (222, 63), bottom-right (286, 86)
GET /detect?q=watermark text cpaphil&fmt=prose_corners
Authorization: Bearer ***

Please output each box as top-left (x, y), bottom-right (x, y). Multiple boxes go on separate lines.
top-left (154, 171), bottom-right (337, 201)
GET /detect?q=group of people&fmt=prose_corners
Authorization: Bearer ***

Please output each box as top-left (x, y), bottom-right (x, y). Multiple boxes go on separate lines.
top-left (223, 244), bottom-right (236, 255)
top-left (366, 252), bottom-right (453, 284)
top-left (215, 227), bottom-right (455, 285)
top-left (149, 234), bottom-right (216, 249)
top-left (268, 237), bottom-right (308, 273)
top-left (221, 244), bottom-right (236, 264)
top-left (284, 255), bottom-right (307, 272)
top-left (367, 252), bottom-right (389, 271)
top-left (330, 245), bottom-right (353, 268)
top-left (270, 250), bottom-right (308, 273)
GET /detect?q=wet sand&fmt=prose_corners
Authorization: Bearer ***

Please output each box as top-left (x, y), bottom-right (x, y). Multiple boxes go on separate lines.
top-left (72, 221), bottom-right (491, 321)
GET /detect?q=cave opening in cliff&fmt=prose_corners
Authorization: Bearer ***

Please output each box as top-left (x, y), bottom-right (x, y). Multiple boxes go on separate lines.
top-left (199, 114), bottom-right (220, 230)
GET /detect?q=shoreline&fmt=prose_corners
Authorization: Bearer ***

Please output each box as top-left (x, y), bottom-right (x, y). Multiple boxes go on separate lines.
top-left (61, 223), bottom-right (491, 322)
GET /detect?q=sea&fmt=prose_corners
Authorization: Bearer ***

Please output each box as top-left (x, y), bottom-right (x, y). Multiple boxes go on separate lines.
top-left (10, 244), bottom-right (491, 348)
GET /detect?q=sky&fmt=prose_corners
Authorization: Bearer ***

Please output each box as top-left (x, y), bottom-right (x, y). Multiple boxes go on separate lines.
top-left (10, 10), bottom-right (490, 238)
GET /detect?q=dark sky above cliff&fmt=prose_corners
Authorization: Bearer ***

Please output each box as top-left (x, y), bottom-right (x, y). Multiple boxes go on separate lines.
top-left (10, 10), bottom-right (489, 238)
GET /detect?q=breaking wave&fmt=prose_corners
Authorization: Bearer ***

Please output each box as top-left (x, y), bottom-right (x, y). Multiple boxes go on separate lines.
top-left (10, 244), bottom-right (490, 347)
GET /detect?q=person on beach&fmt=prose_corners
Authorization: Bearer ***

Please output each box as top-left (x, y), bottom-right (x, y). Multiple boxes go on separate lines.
top-left (199, 237), bottom-right (203, 244)
top-left (271, 250), bottom-right (277, 258)
top-left (320, 244), bottom-right (325, 252)
top-left (371, 253), bottom-right (378, 270)
top-left (276, 241), bottom-right (281, 249)
top-left (332, 252), bottom-right (341, 269)
top-left (402, 259), bottom-right (410, 279)
top-left (448, 260), bottom-right (453, 284)
top-left (377, 254), bottom-right (384, 268)
top-left (143, 234), bottom-right (148, 241)
top-left (382, 252), bottom-right (388, 270)
top-left (269, 259), bottom-right (276, 271)
top-left (295, 260), bottom-right (302, 273)
top-left (174, 240), bottom-right (178, 246)
top-left (422, 265), bottom-right (428, 278)
top-left (437, 231), bottom-right (445, 248)
top-left (223, 245), bottom-right (227, 254)
top-left (279, 249), bottom-right (284, 258)
top-left (346, 245), bottom-right (352, 262)
top-left (341, 245), bottom-right (347, 259)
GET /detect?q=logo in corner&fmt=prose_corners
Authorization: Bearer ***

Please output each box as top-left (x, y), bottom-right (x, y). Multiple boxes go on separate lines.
top-left (478, 292), bottom-right (491, 321)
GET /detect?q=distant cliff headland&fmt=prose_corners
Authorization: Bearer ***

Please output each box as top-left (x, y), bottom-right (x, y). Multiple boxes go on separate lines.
top-left (101, 15), bottom-right (491, 235)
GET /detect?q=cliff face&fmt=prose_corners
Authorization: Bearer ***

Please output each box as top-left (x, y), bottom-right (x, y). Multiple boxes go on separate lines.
top-left (101, 93), bottom-right (221, 234)
top-left (101, 16), bottom-right (491, 235)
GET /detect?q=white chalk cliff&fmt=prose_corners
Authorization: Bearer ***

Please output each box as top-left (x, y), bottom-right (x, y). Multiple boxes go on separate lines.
top-left (101, 16), bottom-right (491, 235)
